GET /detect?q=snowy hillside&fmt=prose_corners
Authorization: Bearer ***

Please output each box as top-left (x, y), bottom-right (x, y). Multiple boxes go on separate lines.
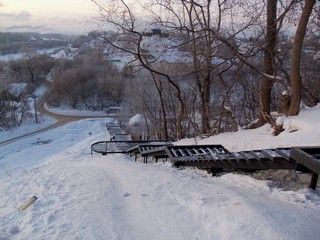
top-left (178, 104), bottom-right (320, 151)
top-left (0, 106), bottom-right (320, 239)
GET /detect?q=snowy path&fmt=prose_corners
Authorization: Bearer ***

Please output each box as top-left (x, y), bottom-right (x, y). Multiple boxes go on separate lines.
top-left (2, 154), bottom-right (320, 239)
top-left (1, 118), bottom-right (320, 239)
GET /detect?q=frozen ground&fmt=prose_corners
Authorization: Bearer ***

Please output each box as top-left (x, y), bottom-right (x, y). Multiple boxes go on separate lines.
top-left (0, 106), bottom-right (320, 239)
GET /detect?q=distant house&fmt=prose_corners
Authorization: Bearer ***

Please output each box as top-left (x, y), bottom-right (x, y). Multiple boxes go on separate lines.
top-left (143, 25), bottom-right (169, 38)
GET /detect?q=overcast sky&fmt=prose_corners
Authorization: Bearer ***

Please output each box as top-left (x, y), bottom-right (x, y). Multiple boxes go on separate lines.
top-left (0, 0), bottom-right (96, 35)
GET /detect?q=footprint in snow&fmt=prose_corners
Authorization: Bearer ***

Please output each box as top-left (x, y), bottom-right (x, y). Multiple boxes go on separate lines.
top-left (9, 226), bottom-right (20, 235)
top-left (123, 193), bottom-right (130, 197)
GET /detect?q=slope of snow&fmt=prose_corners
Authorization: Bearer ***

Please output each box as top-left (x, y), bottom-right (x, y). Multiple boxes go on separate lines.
top-left (1, 106), bottom-right (320, 239)
top-left (178, 104), bottom-right (320, 152)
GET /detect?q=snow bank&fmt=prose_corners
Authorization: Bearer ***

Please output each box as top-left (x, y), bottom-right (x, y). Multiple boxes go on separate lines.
top-left (0, 105), bottom-right (320, 239)
top-left (128, 113), bottom-right (145, 126)
top-left (178, 104), bottom-right (320, 152)
top-left (1, 137), bottom-right (320, 239)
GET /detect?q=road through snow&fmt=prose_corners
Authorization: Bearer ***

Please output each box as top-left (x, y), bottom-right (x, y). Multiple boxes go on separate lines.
top-left (0, 95), bottom-right (108, 146)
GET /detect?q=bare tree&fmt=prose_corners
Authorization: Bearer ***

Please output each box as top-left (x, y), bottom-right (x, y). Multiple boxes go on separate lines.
top-left (258, 0), bottom-right (278, 126)
top-left (90, 0), bottom-right (188, 139)
top-left (90, 0), bottom-right (318, 138)
top-left (50, 48), bottom-right (123, 111)
top-left (287, 0), bottom-right (316, 115)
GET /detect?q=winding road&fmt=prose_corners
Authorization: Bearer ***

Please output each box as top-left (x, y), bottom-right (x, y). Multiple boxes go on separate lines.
top-left (0, 95), bottom-right (111, 146)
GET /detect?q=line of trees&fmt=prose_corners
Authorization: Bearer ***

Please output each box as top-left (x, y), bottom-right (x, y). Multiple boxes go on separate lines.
top-left (0, 50), bottom-right (55, 130)
top-left (48, 48), bottom-right (124, 110)
top-left (1, 46), bottom-right (125, 131)
top-left (0, 32), bottom-right (72, 54)
top-left (90, 0), bottom-right (320, 139)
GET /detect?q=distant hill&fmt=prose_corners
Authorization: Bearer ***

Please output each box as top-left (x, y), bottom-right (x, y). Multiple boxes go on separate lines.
top-left (0, 32), bottom-right (77, 54)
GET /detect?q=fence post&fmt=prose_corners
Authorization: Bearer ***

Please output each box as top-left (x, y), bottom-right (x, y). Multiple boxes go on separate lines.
top-left (309, 173), bottom-right (319, 190)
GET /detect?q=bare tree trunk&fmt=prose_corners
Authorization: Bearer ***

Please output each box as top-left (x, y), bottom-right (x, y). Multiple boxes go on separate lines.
top-left (176, 91), bottom-right (185, 140)
top-left (158, 81), bottom-right (169, 140)
top-left (150, 72), bottom-right (169, 140)
top-left (185, 0), bottom-right (212, 135)
top-left (258, 0), bottom-right (277, 126)
top-left (288, 0), bottom-right (316, 116)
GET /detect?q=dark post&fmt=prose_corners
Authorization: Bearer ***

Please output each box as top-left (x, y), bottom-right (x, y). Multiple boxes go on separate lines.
top-left (309, 173), bottom-right (319, 190)
top-left (30, 94), bottom-right (38, 124)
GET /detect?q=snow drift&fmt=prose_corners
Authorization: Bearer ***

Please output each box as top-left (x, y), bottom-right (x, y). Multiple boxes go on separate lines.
top-left (0, 106), bottom-right (320, 239)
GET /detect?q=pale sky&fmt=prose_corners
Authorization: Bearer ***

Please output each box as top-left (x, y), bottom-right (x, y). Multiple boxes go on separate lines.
top-left (0, 0), bottom-right (97, 35)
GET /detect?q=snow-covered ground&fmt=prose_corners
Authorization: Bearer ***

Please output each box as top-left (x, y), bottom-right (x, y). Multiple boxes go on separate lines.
top-left (178, 104), bottom-right (320, 151)
top-left (0, 48), bottom-right (63, 62)
top-left (1, 106), bottom-right (320, 239)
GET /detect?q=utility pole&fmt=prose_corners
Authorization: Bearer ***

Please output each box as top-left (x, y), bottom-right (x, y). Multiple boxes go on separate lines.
top-left (30, 94), bottom-right (38, 124)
